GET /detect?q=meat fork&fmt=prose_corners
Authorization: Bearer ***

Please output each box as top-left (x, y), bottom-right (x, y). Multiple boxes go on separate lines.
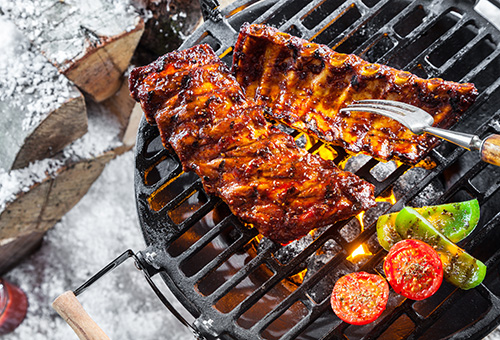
top-left (340, 99), bottom-right (500, 166)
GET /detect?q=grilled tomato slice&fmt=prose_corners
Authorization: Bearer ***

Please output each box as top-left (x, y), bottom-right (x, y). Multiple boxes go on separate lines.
top-left (384, 239), bottom-right (443, 300)
top-left (330, 272), bottom-right (389, 325)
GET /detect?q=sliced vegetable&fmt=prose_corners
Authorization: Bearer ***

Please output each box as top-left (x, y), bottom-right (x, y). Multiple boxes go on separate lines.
top-left (395, 207), bottom-right (486, 290)
top-left (384, 239), bottom-right (443, 300)
top-left (377, 213), bottom-right (401, 251)
top-left (330, 272), bottom-right (389, 325)
top-left (377, 199), bottom-right (480, 251)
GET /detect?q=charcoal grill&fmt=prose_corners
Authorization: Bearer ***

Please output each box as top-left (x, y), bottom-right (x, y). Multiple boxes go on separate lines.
top-left (129, 0), bottom-right (500, 339)
top-left (59, 0), bottom-right (500, 339)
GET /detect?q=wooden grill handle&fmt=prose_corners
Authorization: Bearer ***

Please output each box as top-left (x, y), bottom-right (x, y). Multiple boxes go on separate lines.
top-left (52, 291), bottom-right (110, 340)
top-left (480, 134), bottom-right (500, 166)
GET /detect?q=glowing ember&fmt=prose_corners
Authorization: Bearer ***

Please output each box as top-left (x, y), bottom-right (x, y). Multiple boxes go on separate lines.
top-left (218, 47), bottom-right (233, 58)
top-left (253, 234), bottom-right (264, 244)
top-left (315, 144), bottom-right (337, 161)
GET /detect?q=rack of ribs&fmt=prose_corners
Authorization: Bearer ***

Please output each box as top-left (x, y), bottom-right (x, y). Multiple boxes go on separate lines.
top-left (129, 44), bottom-right (376, 244)
top-left (232, 23), bottom-right (478, 164)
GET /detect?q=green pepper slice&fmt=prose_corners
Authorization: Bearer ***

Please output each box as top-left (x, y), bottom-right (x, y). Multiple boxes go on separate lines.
top-left (377, 199), bottom-right (480, 251)
top-left (395, 207), bottom-right (486, 290)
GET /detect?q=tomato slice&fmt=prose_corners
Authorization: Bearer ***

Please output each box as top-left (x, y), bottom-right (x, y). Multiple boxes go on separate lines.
top-left (384, 239), bottom-right (443, 300)
top-left (330, 272), bottom-right (389, 325)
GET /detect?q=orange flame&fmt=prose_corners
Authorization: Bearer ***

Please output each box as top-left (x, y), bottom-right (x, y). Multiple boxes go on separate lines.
top-left (289, 268), bottom-right (308, 285)
top-left (376, 188), bottom-right (397, 205)
top-left (253, 234), bottom-right (264, 244)
top-left (347, 211), bottom-right (373, 262)
top-left (218, 47), bottom-right (233, 59)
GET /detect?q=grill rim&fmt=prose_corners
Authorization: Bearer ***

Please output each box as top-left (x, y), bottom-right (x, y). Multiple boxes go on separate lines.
top-left (134, 0), bottom-right (500, 339)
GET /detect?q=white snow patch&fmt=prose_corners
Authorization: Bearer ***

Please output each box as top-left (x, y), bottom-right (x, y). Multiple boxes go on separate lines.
top-left (0, 0), bottom-right (140, 66)
top-left (63, 100), bottom-right (121, 160)
top-left (0, 159), bottom-right (64, 212)
top-left (0, 17), bottom-right (80, 132)
top-left (0, 98), bottom-right (122, 213)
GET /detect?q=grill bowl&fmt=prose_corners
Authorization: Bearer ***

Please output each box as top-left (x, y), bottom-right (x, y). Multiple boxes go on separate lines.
top-left (135, 0), bottom-right (500, 339)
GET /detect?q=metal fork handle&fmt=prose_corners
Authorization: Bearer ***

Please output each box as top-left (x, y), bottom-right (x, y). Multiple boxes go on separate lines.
top-left (425, 127), bottom-right (500, 166)
top-left (423, 126), bottom-right (482, 151)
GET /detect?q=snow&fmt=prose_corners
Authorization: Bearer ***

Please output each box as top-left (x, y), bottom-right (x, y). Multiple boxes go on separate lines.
top-left (4, 151), bottom-right (193, 340)
top-left (0, 97), bottom-right (122, 213)
top-left (0, 159), bottom-right (63, 212)
top-left (62, 99), bottom-right (122, 160)
top-left (0, 17), bottom-right (80, 132)
top-left (0, 0), bottom-right (141, 67)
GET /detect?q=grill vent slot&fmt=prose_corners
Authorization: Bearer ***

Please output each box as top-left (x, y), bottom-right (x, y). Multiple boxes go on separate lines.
top-left (302, 0), bottom-right (346, 29)
top-left (336, 0), bottom-right (412, 54)
top-left (265, 0), bottom-right (305, 27)
top-left (394, 5), bottom-right (426, 37)
top-left (312, 4), bottom-right (362, 47)
top-left (388, 10), bottom-right (460, 70)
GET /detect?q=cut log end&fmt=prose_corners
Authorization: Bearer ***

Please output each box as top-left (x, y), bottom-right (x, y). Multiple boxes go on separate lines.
top-left (12, 95), bottom-right (88, 170)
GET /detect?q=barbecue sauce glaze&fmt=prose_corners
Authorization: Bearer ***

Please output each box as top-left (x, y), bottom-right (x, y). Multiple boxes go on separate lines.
top-left (129, 44), bottom-right (376, 244)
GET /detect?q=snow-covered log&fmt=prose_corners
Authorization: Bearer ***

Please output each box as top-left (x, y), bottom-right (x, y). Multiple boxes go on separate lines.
top-left (0, 0), bottom-right (145, 102)
top-left (0, 18), bottom-right (87, 171)
top-left (0, 98), bottom-right (130, 272)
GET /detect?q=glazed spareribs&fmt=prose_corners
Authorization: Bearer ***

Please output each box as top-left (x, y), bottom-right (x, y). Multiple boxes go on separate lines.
top-left (129, 44), bottom-right (376, 244)
top-left (232, 24), bottom-right (478, 164)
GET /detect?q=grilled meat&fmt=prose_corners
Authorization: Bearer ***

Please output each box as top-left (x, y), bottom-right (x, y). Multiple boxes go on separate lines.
top-left (129, 44), bottom-right (376, 244)
top-left (232, 24), bottom-right (478, 164)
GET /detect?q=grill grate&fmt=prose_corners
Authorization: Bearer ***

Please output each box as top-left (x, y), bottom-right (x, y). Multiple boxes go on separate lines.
top-left (134, 0), bottom-right (500, 339)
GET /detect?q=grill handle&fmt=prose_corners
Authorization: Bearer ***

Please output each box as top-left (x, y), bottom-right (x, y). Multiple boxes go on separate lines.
top-left (52, 249), bottom-right (205, 340)
top-left (52, 291), bottom-right (110, 340)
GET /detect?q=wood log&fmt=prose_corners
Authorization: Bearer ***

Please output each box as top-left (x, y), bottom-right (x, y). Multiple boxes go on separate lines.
top-left (102, 76), bottom-right (141, 148)
top-left (0, 231), bottom-right (45, 275)
top-left (0, 99), bottom-right (128, 273)
top-left (0, 0), bottom-right (145, 102)
top-left (0, 17), bottom-right (87, 171)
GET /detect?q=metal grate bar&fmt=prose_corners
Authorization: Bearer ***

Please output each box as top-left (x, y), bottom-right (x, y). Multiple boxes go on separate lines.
top-left (205, 240), bottom-right (278, 303)
top-left (227, 226), bottom-right (347, 319)
top-left (188, 223), bottom-right (260, 284)
top-left (175, 212), bottom-right (238, 262)
top-left (461, 38), bottom-right (500, 84)
top-left (254, 254), bottom-right (347, 337)
top-left (436, 25), bottom-right (487, 76)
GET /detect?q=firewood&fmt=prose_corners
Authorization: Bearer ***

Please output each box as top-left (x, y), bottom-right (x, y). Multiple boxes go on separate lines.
top-left (0, 17), bottom-right (87, 171)
top-left (0, 99), bottom-right (128, 273)
top-left (0, 231), bottom-right (45, 275)
top-left (0, 0), bottom-right (145, 102)
top-left (102, 76), bottom-right (141, 148)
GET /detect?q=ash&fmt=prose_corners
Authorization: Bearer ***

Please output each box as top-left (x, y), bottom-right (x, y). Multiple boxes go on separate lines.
top-left (392, 166), bottom-right (429, 201)
top-left (409, 179), bottom-right (444, 207)
top-left (4, 152), bottom-right (193, 340)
